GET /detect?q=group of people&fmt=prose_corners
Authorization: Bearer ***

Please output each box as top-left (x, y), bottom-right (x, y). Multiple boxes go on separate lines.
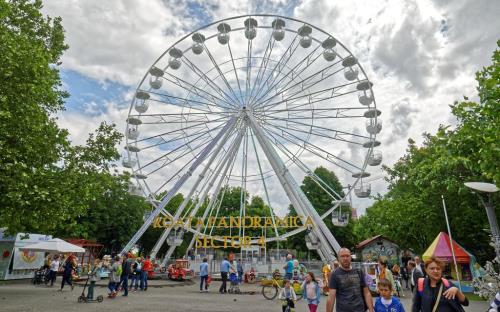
top-left (275, 248), bottom-right (470, 312)
top-left (43, 254), bottom-right (78, 291)
top-left (325, 248), bottom-right (469, 312)
top-left (105, 253), bottom-right (153, 298)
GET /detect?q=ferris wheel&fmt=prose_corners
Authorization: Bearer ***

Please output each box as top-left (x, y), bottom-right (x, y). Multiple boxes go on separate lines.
top-left (121, 15), bottom-right (382, 262)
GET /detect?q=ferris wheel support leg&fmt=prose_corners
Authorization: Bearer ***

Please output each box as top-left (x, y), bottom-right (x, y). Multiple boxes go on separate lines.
top-left (248, 115), bottom-right (340, 261)
top-left (120, 116), bottom-right (238, 255)
top-left (184, 130), bottom-right (245, 257)
top-left (149, 119), bottom-right (240, 260)
top-left (161, 245), bottom-right (177, 267)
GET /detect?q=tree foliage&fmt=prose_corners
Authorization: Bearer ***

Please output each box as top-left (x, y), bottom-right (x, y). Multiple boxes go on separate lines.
top-left (0, 0), bottom-right (150, 251)
top-left (287, 166), bottom-right (352, 257)
top-left (354, 42), bottom-right (500, 262)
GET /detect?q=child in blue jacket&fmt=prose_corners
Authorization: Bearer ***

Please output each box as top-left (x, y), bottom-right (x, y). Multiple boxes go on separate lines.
top-left (375, 278), bottom-right (405, 312)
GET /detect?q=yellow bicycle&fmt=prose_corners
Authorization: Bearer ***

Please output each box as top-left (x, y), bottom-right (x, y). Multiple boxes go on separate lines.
top-left (261, 278), bottom-right (303, 300)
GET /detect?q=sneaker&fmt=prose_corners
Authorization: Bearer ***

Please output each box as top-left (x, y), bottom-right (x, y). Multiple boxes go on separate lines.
top-left (200, 290), bottom-right (203, 293)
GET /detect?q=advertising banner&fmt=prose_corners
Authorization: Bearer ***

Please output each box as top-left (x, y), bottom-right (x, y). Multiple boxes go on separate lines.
top-left (0, 241), bottom-right (15, 280)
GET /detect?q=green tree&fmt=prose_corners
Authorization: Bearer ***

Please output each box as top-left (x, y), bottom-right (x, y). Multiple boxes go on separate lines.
top-left (287, 166), bottom-right (351, 257)
top-left (354, 42), bottom-right (500, 261)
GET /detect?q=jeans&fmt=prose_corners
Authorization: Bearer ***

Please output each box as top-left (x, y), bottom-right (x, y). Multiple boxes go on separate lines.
top-left (200, 275), bottom-right (208, 291)
top-left (219, 272), bottom-right (228, 293)
top-left (285, 272), bottom-right (293, 281)
top-left (130, 272), bottom-right (140, 289)
top-left (120, 275), bottom-right (129, 296)
top-left (87, 281), bottom-right (95, 299)
top-left (140, 271), bottom-right (148, 290)
top-left (108, 281), bottom-right (116, 293)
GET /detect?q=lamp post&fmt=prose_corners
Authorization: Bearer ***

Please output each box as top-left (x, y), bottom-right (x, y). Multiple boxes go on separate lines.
top-left (464, 182), bottom-right (500, 259)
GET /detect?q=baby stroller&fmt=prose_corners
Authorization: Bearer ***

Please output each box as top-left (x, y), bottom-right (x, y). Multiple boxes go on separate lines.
top-left (228, 272), bottom-right (241, 294)
top-left (32, 267), bottom-right (50, 285)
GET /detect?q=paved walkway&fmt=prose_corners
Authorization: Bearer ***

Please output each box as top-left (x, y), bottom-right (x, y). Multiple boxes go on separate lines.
top-left (0, 278), bottom-right (489, 312)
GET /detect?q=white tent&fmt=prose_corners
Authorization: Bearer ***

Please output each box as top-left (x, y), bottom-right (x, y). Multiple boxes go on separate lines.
top-left (19, 238), bottom-right (85, 253)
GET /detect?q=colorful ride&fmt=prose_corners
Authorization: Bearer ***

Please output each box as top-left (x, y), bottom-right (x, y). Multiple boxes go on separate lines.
top-left (167, 259), bottom-right (194, 281)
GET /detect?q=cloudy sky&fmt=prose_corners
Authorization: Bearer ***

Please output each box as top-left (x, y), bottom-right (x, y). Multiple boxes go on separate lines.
top-left (41, 0), bottom-right (500, 216)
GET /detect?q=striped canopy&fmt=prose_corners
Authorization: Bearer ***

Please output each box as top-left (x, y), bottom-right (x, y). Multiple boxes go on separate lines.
top-left (422, 232), bottom-right (471, 264)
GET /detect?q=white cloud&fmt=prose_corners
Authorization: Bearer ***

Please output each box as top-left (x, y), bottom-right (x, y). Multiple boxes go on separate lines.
top-left (42, 0), bottom-right (500, 218)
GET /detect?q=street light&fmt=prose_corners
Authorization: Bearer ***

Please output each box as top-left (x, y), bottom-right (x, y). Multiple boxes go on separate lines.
top-left (464, 182), bottom-right (500, 258)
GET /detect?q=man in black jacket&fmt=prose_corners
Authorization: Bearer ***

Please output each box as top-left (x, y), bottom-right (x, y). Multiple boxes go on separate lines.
top-left (409, 261), bottom-right (423, 293)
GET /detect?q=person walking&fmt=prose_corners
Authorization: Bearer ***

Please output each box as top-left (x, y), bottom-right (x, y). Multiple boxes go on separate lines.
top-left (130, 256), bottom-right (142, 291)
top-left (48, 255), bottom-right (60, 287)
top-left (414, 256), bottom-right (426, 278)
top-left (87, 259), bottom-right (101, 300)
top-left (283, 254), bottom-right (294, 281)
top-left (141, 256), bottom-right (152, 291)
top-left (60, 255), bottom-right (75, 291)
top-left (108, 256), bottom-right (121, 298)
top-left (411, 257), bottom-right (468, 312)
top-left (120, 254), bottom-right (132, 297)
top-left (327, 248), bottom-right (374, 312)
top-left (219, 257), bottom-right (230, 294)
top-left (302, 272), bottom-right (321, 312)
top-left (200, 258), bottom-right (209, 292)
top-left (376, 259), bottom-right (396, 294)
top-left (409, 261), bottom-right (423, 293)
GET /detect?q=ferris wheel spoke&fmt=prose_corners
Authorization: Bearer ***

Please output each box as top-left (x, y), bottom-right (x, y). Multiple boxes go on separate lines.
top-left (144, 88), bottom-right (231, 114)
top-left (227, 42), bottom-right (245, 104)
top-left (180, 130), bottom-right (241, 220)
top-left (138, 122), bottom-right (224, 153)
top-left (247, 33), bottom-right (300, 106)
top-left (150, 127), bottom-right (239, 183)
top-left (137, 127), bottom-right (221, 173)
top-left (259, 82), bottom-right (360, 113)
top-left (130, 112), bottom-right (229, 125)
top-left (161, 73), bottom-right (236, 111)
top-left (181, 57), bottom-right (241, 109)
top-left (202, 43), bottom-right (245, 107)
top-left (260, 122), bottom-right (361, 173)
top-left (249, 128), bottom-right (280, 237)
top-left (262, 114), bottom-right (370, 141)
top-left (246, 29), bottom-right (276, 104)
top-left (264, 107), bottom-right (367, 119)
top-left (254, 60), bottom-right (345, 110)
top-left (244, 38), bottom-right (254, 105)
top-left (264, 129), bottom-right (344, 201)
top-left (134, 116), bottom-right (227, 144)
top-left (250, 43), bottom-right (323, 108)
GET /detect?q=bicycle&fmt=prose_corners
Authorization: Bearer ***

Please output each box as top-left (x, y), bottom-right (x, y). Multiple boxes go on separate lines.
top-left (261, 278), bottom-right (303, 300)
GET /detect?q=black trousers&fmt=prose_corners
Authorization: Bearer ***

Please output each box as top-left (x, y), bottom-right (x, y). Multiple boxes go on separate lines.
top-left (219, 272), bottom-right (228, 293)
top-left (282, 298), bottom-right (295, 312)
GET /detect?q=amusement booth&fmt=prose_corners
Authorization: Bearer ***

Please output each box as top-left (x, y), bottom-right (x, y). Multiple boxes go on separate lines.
top-left (0, 230), bottom-right (52, 280)
top-left (422, 232), bottom-right (479, 290)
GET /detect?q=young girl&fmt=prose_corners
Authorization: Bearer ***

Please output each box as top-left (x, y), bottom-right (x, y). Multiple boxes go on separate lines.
top-left (278, 279), bottom-right (297, 312)
top-left (302, 272), bottom-right (321, 312)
